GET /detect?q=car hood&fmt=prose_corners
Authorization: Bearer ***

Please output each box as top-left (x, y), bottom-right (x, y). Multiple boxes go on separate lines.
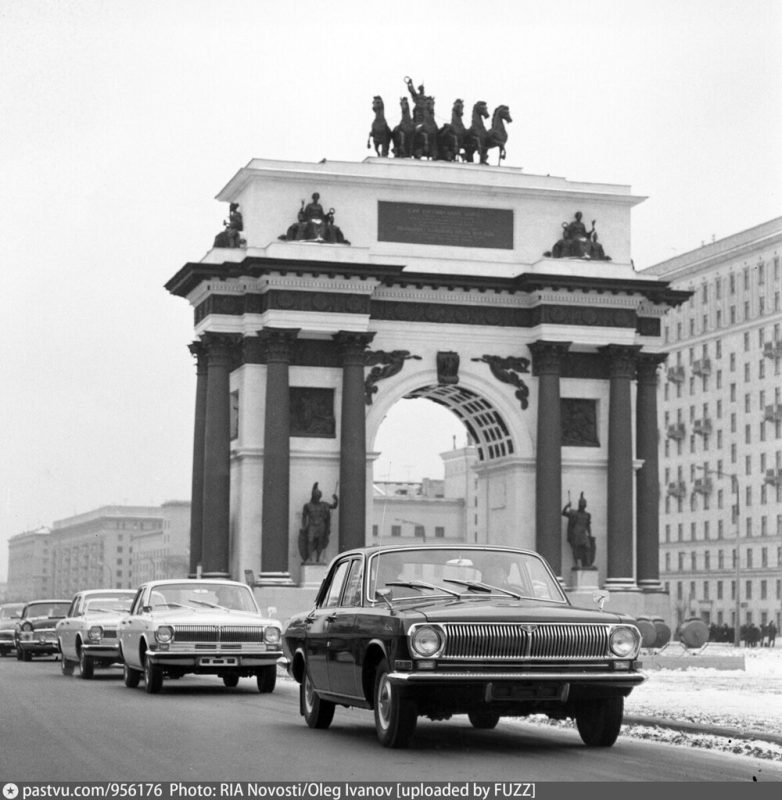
top-left (57, 612), bottom-right (128, 629)
top-left (22, 615), bottom-right (67, 628)
top-left (147, 608), bottom-right (278, 626)
top-left (392, 597), bottom-right (633, 625)
top-left (0, 619), bottom-right (19, 631)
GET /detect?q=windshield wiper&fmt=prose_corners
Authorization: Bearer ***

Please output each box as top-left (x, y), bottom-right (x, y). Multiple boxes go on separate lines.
top-left (443, 578), bottom-right (523, 600)
top-left (384, 580), bottom-right (461, 597)
top-left (187, 599), bottom-right (224, 609)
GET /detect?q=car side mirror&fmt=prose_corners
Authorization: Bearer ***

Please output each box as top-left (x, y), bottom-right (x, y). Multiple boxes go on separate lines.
top-left (592, 590), bottom-right (610, 610)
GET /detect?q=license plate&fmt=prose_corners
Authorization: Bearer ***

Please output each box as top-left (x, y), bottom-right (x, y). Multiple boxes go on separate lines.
top-left (199, 656), bottom-right (238, 667)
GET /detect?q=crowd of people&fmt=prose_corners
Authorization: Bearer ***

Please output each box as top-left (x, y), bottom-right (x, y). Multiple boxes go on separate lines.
top-left (708, 619), bottom-right (778, 647)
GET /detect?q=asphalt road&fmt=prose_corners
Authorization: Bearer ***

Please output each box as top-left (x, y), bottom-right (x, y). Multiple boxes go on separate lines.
top-left (1, 656), bottom-right (781, 784)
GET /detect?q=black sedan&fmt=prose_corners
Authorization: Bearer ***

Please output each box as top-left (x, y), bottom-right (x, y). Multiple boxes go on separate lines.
top-left (283, 545), bottom-right (645, 749)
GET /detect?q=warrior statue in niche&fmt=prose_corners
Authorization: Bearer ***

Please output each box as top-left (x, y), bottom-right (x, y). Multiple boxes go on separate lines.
top-left (562, 492), bottom-right (596, 569)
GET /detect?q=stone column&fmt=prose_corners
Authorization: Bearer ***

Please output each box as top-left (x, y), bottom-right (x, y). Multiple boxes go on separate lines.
top-left (636, 353), bottom-right (667, 590)
top-left (334, 331), bottom-right (376, 552)
top-left (600, 345), bottom-right (641, 589)
top-left (529, 341), bottom-right (570, 578)
top-left (200, 333), bottom-right (236, 578)
top-left (258, 327), bottom-right (299, 584)
top-left (187, 341), bottom-right (208, 577)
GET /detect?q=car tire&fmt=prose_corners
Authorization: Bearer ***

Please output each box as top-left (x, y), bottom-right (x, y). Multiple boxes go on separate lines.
top-left (300, 668), bottom-right (334, 729)
top-left (575, 696), bottom-right (624, 747)
top-left (22, 648), bottom-right (32, 662)
top-left (15, 645), bottom-right (23, 661)
top-left (0, 647), bottom-right (8, 657)
top-left (468, 710), bottom-right (501, 729)
top-left (373, 658), bottom-right (417, 748)
top-left (79, 648), bottom-right (94, 679)
top-left (256, 665), bottom-right (277, 694)
top-left (123, 662), bottom-right (141, 688)
top-left (60, 654), bottom-right (75, 676)
top-left (143, 655), bottom-right (163, 694)
top-left (222, 673), bottom-right (239, 688)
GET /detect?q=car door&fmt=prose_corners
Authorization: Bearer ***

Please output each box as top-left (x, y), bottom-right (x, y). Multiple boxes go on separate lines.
top-left (304, 560), bottom-right (352, 692)
top-left (118, 587), bottom-right (146, 668)
top-left (326, 557), bottom-right (364, 699)
top-left (57, 595), bottom-right (82, 659)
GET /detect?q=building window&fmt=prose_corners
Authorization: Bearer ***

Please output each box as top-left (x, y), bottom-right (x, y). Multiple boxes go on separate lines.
top-left (434, 526), bottom-right (445, 538)
top-left (372, 525), bottom-right (378, 538)
top-left (391, 525), bottom-right (401, 537)
top-left (414, 525), bottom-right (425, 538)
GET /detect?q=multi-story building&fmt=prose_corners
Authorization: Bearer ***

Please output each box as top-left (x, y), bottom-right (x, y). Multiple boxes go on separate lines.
top-left (7, 502), bottom-right (190, 600)
top-left (643, 217), bottom-right (782, 634)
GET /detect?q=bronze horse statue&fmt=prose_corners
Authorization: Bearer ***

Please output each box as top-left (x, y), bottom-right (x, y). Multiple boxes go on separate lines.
top-left (462, 100), bottom-right (489, 163)
top-left (412, 95), bottom-right (439, 160)
top-left (438, 98), bottom-right (466, 162)
top-left (485, 104), bottom-right (512, 164)
top-left (367, 95), bottom-right (392, 157)
top-left (392, 96), bottom-right (415, 158)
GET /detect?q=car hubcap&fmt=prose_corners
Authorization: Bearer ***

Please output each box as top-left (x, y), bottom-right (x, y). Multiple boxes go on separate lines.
top-left (304, 676), bottom-right (315, 712)
top-left (377, 674), bottom-right (391, 729)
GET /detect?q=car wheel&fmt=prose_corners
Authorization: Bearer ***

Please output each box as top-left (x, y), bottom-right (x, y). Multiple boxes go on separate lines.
top-left (22, 648), bottom-right (32, 662)
top-left (0, 647), bottom-right (8, 657)
top-left (256, 665), bottom-right (277, 694)
top-left (575, 696), bottom-right (624, 747)
top-left (468, 710), bottom-right (501, 729)
top-left (79, 648), bottom-right (94, 679)
top-left (15, 645), bottom-right (23, 661)
top-left (60, 653), bottom-right (75, 676)
top-left (123, 662), bottom-right (141, 688)
top-left (143, 655), bottom-right (163, 694)
top-left (373, 658), bottom-right (417, 748)
top-left (300, 668), bottom-right (334, 729)
top-left (222, 673), bottom-right (239, 688)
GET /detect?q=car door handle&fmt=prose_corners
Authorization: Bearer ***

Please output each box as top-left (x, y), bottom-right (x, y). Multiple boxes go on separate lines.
top-left (326, 614), bottom-right (337, 622)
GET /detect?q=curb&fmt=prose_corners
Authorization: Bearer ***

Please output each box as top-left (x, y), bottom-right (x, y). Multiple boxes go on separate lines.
top-left (624, 715), bottom-right (782, 746)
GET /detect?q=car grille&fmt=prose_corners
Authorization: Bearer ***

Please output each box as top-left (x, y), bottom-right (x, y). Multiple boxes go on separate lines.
top-left (171, 625), bottom-right (266, 644)
top-left (439, 623), bottom-right (610, 661)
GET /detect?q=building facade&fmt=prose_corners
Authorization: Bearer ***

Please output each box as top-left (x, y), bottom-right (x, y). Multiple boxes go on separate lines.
top-left (644, 217), bottom-right (782, 633)
top-left (6, 502), bottom-right (190, 600)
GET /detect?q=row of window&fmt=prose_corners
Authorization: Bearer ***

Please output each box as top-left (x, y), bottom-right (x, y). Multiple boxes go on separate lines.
top-left (662, 545), bottom-right (782, 571)
top-left (663, 514), bottom-right (782, 541)
top-left (372, 525), bottom-right (446, 538)
top-left (667, 577), bottom-right (782, 605)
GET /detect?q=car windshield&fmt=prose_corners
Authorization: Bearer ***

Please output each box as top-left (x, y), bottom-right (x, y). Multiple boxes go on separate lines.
top-left (24, 602), bottom-right (70, 618)
top-left (369, 548), bottom-right (566, 603)
top-left (84, 596), bottom-right (133, 613)
top-left (0, 605), bottom-right (24, 619)
top-left (147, 583), bottom-right (258, 613)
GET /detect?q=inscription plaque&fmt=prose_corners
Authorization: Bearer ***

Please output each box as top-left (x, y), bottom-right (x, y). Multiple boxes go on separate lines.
top-left (378, 201), bottom-right (513, 249)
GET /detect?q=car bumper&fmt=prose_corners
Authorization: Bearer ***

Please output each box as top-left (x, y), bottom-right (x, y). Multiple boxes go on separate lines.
top-left (82, 643), bottom-right (122, 658)
top-left (147, 651), bottom-right (283, 669)
top-left (19, 639), bottom-right (59, 654)
top-left (388, 669), bottom-right (646, 688)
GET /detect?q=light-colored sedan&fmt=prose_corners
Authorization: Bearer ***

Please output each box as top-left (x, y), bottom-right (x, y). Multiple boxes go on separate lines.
top-left (56, 589), bottom-right (135, 678)
top-left (118, 579), bottom-right (283, 694)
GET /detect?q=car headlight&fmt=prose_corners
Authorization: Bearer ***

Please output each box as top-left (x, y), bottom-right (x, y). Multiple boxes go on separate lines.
top-left (264, 626), bottom-right (281, 646)
top-left (155, 626), bottom-right (174, 644)
top-left (409, 625), bottom-right (444, 658)
top-left (609, 625), bottom-right (640, 658)
top-left (21, 622), bottom-right (33, 632)
top-left (87, 626), bottom-right (103, 643)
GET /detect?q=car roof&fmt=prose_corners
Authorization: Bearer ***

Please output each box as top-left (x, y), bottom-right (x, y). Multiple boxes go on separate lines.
top-left (24, 598), bottom-right (72, 605)
top-left (336, 544), bottom-right (540, 558)
top-left (138, 578), bottom-right (250, 589)
top-left (77, 588), bottom-right (136, 597)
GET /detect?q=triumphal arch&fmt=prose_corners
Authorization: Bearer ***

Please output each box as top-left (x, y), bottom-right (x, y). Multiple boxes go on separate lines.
top-left (165, 156), bottom-right (687, 616)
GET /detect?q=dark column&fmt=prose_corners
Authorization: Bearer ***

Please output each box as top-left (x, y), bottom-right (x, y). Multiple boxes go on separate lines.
top-left (258, 327), bottom-right (299, 584)
top-left (201, 333), bottom-right (236, 577)
top-left (601, 345), bottom-right (641, 589)
top-left (636, 353), bottom-right (668, 590)
top-left (529, 341), bottom-right (570, 578)
top-left (334, 331), bottom-right (376, 552)
top-left (187, 341), bottom-right (208, 577)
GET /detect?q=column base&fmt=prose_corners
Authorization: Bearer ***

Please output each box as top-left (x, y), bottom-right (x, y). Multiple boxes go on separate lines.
top-left (638, 579), bottom-right (665, 592)
top-left (256, 571), bottom-right (295, 587)
top-left (200, 571), bottom-right (230, 579)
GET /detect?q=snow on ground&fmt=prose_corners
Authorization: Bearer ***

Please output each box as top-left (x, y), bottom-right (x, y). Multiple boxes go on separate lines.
top-left (528, 644), bottom-right (782, 761)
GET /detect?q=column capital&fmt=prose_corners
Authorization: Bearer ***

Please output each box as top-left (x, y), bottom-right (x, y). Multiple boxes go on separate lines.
top-left (636, 352), bottom-right (669, 385)
top-left (529, 341), bottom-right (571, 376)
top-left (188, 340), bottom-right (208, 374)
top-left (257, 327), bottom-right (300, 362)
top-left (333, 331), bottom-right (376, 365)
top-left (201, 332), bottom-right (240, 367)
top-left (600, 344), bottom-right (642, 380)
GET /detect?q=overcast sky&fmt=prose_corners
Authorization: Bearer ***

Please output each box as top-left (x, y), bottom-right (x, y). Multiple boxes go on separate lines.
top-left (1, 0), bottom-right (780, 581)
